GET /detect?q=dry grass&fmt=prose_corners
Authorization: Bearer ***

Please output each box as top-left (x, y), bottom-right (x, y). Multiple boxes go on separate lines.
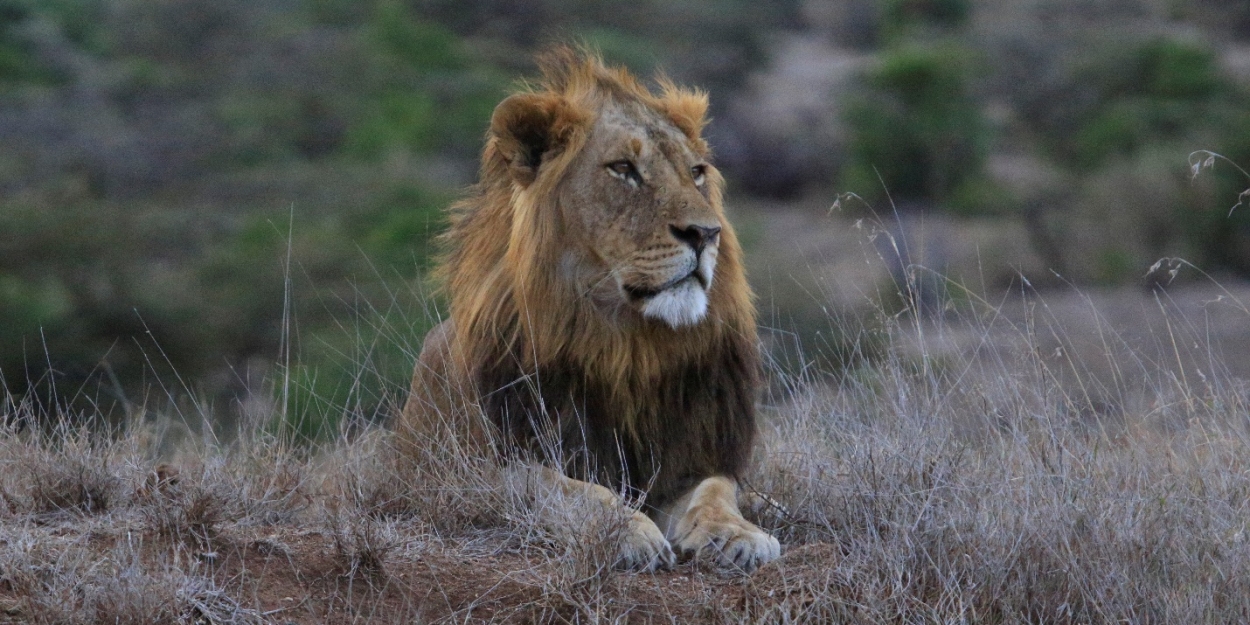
top-left (3, 276), bottom-right (1250, 623)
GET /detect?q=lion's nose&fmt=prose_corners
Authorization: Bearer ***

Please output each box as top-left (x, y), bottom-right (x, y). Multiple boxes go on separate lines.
top-left (669, 223), bottom-right (721, 253)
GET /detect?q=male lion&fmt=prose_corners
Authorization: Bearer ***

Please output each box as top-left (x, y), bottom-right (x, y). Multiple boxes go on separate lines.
top-left (398, 49), bottom-right (780, 572)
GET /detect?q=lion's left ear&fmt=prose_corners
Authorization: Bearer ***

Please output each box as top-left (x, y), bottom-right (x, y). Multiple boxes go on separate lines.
top-left (490, 93), bottom-right (584, 187)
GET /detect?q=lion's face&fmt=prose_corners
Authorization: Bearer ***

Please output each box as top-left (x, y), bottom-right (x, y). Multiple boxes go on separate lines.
top-left (555, 100), bottom-right (723, 329)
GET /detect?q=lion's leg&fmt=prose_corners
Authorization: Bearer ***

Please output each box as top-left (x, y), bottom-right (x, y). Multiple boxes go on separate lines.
top-left (655, 476), bottom-right (780, 571)
top-left (511, 464), bottom-right (676, 571)
top-left (397, 321), bottom-right (495, 457)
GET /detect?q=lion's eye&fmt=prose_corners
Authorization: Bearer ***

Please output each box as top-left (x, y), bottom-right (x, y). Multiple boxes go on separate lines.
top-left (606, 160), bottom-right (642, 187)
top-left (691, 164), bottom-right (707, 186)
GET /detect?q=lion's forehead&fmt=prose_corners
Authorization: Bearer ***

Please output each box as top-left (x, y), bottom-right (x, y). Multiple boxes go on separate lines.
top-left (595, 102), bottom-right (696, 167)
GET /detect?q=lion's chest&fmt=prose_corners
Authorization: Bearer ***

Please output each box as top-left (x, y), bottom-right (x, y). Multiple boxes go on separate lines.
top-left (477, 355), bottom-right (756, 506)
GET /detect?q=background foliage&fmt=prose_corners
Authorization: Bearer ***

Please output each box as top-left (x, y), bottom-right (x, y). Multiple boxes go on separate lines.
top-left (0, 0), bottom-right (800, 434)
top-left (1, 0), bottom-right (1248, 435)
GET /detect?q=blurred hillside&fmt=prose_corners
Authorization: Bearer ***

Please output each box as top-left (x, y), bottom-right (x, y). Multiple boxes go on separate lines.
top-left (1, 0), bottom-right (1249, 434)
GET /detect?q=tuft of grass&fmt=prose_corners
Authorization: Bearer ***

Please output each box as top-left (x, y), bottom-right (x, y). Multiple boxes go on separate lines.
top-left (138, 463), bottom-right (230, 549)
top-left (0, 525), bottom-right (267, 625)
top-left (353, 416), bottom-right (510, 533)
top-left (1, 421), bottom-right (128, 516)
top-left (327, 507), bottom-right (397, 585)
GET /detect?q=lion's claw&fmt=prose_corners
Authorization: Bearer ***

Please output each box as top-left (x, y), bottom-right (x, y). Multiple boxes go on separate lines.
top-left (617, 511), bottom-right (676, 571)
top-left (674, 516), bottom-right (780, 572)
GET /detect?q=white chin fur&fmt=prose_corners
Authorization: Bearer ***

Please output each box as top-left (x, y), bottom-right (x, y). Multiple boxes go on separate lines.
top-left (641, 279), bottom-right (708, 328)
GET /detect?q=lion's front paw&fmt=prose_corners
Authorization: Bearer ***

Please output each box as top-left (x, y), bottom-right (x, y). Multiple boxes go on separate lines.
top-left (673, 510), bottom-right (780, 572)
top-left (617, 511), bottom-right (676, 571)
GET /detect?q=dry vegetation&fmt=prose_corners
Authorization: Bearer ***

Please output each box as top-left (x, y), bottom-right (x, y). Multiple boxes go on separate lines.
top-left (4, 275), bottom-right (1250, 624)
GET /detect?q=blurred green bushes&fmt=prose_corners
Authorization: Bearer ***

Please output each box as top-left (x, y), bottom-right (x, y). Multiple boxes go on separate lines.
top-left (0, 0), bottom-right (798, 437)
top-left (838, 3), bottom-right (1250, 285)
top-left (882, 0), bottom-right (969, 40)
top-left (1054, 39), bottom-right (1228, 168)
top-left (0, 0), bottom-right (486, 435)
top-left (842, 44), bottom-right (991, 213)
top-left (4, 0), bottom-right (1249, 435)
top-left (1014, 35), bottom-right (1250, 283)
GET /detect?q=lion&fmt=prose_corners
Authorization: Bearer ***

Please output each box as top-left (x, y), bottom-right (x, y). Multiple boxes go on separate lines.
top-left (397, 48), bottom-right (780, 572)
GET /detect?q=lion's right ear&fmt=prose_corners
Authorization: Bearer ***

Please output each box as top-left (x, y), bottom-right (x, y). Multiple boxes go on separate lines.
top-left (490, 93), bottom-right (583, 187)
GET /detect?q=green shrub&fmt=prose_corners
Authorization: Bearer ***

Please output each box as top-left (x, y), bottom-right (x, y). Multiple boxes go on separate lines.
top-left (1058, 148), bottom-right (1212, 284)
top-left (349, 184), bottom-right (448, 273)
top-left (1049, 37), bottom-right (1232, 168)
top-left (0, 274), bottom-right (72, 372)
top-left (841, 45), bottom-right (989, 208)
top-left (1139, 38), bottom-right (1220, 100)
top-left (1072, 101), bottom-right (1150, 166)
top-left (193, 181), bottom-right (446, 440)
top-left (1188, 122), bottom-right (1250, 276)
top-left (883, 0), bottom-right (970, 36)
top-left (277, 312), bottom-right (423, 442)
top-left (343, 2), bottom-right (504, 160)
top-left (0, 1), bottom-right (60, 85)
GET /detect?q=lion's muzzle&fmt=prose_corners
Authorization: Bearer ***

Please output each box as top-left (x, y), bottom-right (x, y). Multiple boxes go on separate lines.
top-left (630, 238), bottom-right (718, 329)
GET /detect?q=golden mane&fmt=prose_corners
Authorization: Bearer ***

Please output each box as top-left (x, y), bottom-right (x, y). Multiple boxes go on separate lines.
top-left (438, 48), bottom-right (756, 400)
